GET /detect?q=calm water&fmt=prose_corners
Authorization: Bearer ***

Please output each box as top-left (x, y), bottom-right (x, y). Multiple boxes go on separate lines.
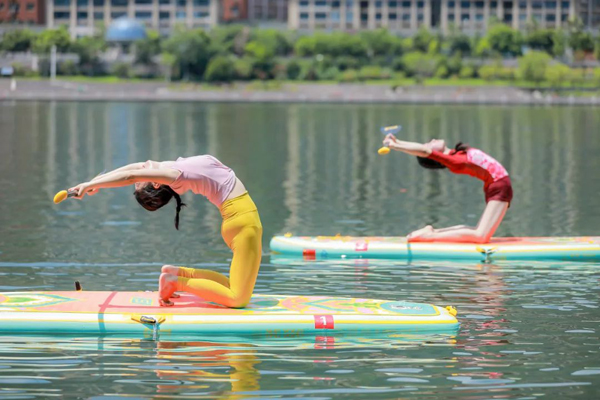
top-left (0, 102), bottom-right (599, 399)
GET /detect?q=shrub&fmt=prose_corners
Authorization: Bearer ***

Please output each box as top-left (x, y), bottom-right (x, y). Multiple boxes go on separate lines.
top-left (111, 62), bottom-right (131, 79)
top-left (518, 50), bottom-right (551, 83)
top-left (434, 65), bottom-right (449, 79)
top-left (593, 68), bottom-right (600, 86)
top-left (391, 56), bottom-right (405, 72)
top-left (458, 65), bottom-right (475, 79)
top-left (320, 66), bottom-right (340, 81)
top-left (544, 63), bottom-right (571, 87)
top-left (58, 60), bottom-right (78, 76)
top-left (478, 64), bottom-right (498, 81)
top-left (402, 51), bottom-right (439, 79)
top-left (234, 57), bottom-right (254, 80)
top-left (335, 55), bottom-right (361, 71)
top-left (204, 56), bottom-right (236, 82)
top-left (337, 69), bottom-right (359, 83)
top-left (358, 65), bottom-right (389, 80)
top-left (285, 59), bottom-right (302, 80)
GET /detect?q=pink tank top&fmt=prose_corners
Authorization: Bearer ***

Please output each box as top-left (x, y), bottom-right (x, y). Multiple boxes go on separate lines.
top-left (168, 155), bottom-right (237, 207)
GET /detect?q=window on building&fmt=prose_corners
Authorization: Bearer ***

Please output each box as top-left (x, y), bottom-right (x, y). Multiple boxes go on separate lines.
top-left (315, 12), bottom-right (326, 19)
top-left (77, 11), bottom-right (88, 18)
top-left (111, 11), bottom-right (126, 18)
top-left (376, 12), bottom-right (382, 19)
top-left (461, 13), bottom-right (469, 20)
top-left (159, 11), bottom-right (169, 19)
top-left (26, 3), bottom-right (35, 10)
top-left (402, 1), bottom-right (410, 8)
top-left (448, 13), bottom-right (455, 21)
top-left (77, 0), bottom-right (88, 6)
top-left (361, 13), bottom-right (368, 21)
top-left (135, 11), bottom-right (152, 19)
top-left (193, 10), bottom-right (208, 18)
top-left (176, 0), bottom-right (185, 5)
top-left (389, 1), bottom-right (398, 7)
top-left (561, 1), bottom-right (569, 8)
top-left (135, 0), bottom-right (152, 4)
top-left (93, 12), bottom-right (103, 19)
top-left (93, 0), bottom-right (103, 6)
top-left (561, 13), bottom-right (568, 20)
top-left (546, 13), bottom-right (556, 20)
top-left (299, 0), bottom-right (309, 6)
top-left (545, 1), bottom-right (557, 8)
top-left (520, 13), bottom-right (527, 20)
top-left (519, 1), bottom-right (527, 8)
top-left (532, 1), bottom-right (542, 8)
top-left (417, 1), bottom-right (424, 8)
top-left (375, 1), bottom-right (382, 7)
top-left (491, 1), bottom-right (497, 8)
top-left (389, 12), bottom-right (397, 19)
top-left (300, 12), bottom-right (308, 19)
top-left (110, 0), bottom-right (127, 6)
top-left (331, 10), bottom-right (340, 21)
top-left (193, 0), bottom-right (208, 6)
top-left (346, 11), bottom-right (353, 21)
top-left (418, 13), bottom-right (423, 20)
top-left (315, 1), bottom-right (327, 6)
top-left (402, 13), bottom-right (410, 20)
top-left (448, 1), bottom-right (455, 7)
top-left (332, 0), bottom-right (340, 7)
top-left (476, 13), bottom-right (484, 20)
top-left (54, 11), bottom-right (70, 19)
top-left (475, 1), bottom-right (484, 8)
top-left (159, 0), bottom-right (170, 4)
top-left (533, 13), bottom-right (541, 21)
top-left (54, 0), bottom-right (70, 6)
top-left (461, 1), bottom-right (470, 8)
top-left (176, 11), bottom-right (186, 19)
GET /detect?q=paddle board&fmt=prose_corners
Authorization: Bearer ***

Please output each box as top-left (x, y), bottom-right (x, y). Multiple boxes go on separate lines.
top-left (270, 235), bottom-right (600, 261)
top-left (0, 291), bottom-right (458, 335)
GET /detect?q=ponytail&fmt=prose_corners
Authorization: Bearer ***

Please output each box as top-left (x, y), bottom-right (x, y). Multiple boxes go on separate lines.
top-left (165, 186), bottom-right (186, 230)
top-left (454, 142), bottom-right (469, 152)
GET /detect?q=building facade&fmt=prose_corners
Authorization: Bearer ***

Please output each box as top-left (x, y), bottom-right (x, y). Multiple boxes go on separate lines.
top-left (0, 0), bottom-right (45, 24)
top-left (288, 0), bottom-right (594, 34)
top-left (45, 0), bottom-right (600, 38)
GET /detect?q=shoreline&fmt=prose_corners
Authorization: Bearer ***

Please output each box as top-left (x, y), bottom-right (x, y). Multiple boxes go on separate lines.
top-left (1, 79), bottom-right (599, 105)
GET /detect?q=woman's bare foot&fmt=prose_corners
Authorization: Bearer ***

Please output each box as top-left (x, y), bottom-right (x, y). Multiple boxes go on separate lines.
top-left (407, 225), bottom-right (434, 241)
top-left (158, 273), bottom-right (178, 307)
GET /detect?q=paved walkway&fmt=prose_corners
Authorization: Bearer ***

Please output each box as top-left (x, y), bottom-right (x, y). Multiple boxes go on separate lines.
top-left (1, 79), bottom-right (599, 105)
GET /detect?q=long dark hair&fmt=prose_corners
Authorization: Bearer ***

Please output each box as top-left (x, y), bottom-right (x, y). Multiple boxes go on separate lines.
top-left (416, 142), bottom-right (469, 170)
top-left (134, 184), bottom-right (186, 230)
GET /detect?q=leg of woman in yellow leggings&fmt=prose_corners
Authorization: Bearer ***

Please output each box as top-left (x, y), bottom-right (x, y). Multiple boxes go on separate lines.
top-left (158, 193), bottom-right (262, 308)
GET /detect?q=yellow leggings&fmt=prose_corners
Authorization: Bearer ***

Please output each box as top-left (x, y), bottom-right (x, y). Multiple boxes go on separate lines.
top-left (176, 193), bottom-right (262, 308)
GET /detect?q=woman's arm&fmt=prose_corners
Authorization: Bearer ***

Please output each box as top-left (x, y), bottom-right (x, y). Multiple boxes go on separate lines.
top-left (383, 134), bottom-right (431, 157)
top-left (90, 162), bottom-right (146, 182)
top-left (70, 168), bottom-right (180, 199)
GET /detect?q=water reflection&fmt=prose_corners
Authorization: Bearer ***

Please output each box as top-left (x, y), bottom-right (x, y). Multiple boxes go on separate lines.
top-left (1, 103), bottom-right (599, 263)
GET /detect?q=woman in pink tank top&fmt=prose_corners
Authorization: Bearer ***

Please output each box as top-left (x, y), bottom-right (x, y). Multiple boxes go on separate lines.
top-left (382, 134), bottom-right (513, 244)
top-left (68, 155), bottom-right (263, 308)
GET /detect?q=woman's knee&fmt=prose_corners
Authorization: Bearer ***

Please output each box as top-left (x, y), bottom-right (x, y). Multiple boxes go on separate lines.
top-left (161, 265), bottom-right (179, 275)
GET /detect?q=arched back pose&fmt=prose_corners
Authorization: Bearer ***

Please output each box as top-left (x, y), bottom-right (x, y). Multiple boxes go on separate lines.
top-left (69, 155), bottom-right (263, 308)
top-left (382, 134), bottom-right (513, 244)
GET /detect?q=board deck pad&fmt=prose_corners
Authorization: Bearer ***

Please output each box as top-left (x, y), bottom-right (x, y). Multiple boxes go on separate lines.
top-left (0, 291), bottom-right (459, 335)
top-left (270, 235), bottom-right (600, 262)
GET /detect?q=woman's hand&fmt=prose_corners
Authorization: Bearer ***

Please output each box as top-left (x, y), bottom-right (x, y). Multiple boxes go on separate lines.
top-left (68, 182), bottom-right (95, 199)
top-left (383, 133), bottom-right (398, 149)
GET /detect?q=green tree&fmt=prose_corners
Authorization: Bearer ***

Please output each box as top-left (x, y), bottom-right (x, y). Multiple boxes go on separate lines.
top-left (359, 29), bottom-right (404, 58)
top-left (486, 23), bottom-right (523, 57)
top-left (71, 34), bottom-right (107, 76)
top-left (32, 27), bottom-right (71, 53)
top-left (204, 55), bottom-right (235, 82)
top-left (447, 29), bottom-right (472, 55)
top-left (135, 30), bottom-right (161, 65)
top-left (209, 25), bottom-right (247, 56)
top-left (1, 29), bottom-right (36, 52)
top-left (551, 29), bottom-right (567, 57)
top-left (567, 18), bottom-right (595, 53)
top-left (518, 50), bottom-right (551, 83)
top-left (525, 26), bottom-right (554, 54)
top-left (545, 63), bottom-right (571, 86)
top-left (162, 27), bottom-right (212, 80)
top-left (412, 26), bottom-right (433, 52)
top-left (402, 51), bottom-right (439, 81)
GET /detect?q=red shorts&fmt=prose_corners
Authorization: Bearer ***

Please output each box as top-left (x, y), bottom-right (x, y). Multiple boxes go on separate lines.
top-left (484, 176), bottom-right (513, 205)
